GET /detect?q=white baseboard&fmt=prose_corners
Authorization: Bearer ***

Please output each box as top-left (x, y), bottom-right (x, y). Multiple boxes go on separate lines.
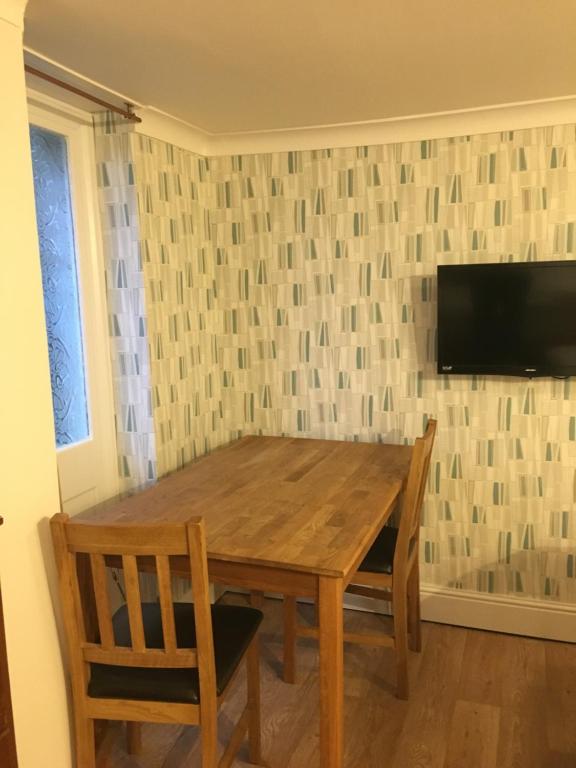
top-left (225, 585), bottom-right (576, 643)
top-left (419, 584), bottom-right (576, 643)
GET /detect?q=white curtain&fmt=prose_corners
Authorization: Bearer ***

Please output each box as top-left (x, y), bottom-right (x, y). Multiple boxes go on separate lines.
top-left (93, 112), bottom-right (157, 490)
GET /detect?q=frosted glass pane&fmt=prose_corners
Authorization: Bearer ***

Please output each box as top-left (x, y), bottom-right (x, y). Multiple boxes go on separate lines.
top-left (30, 124), bottom-right (89, 448)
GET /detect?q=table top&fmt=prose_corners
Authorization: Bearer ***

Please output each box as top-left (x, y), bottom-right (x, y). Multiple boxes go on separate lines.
top-left (77, 435), bottom-right (412, 578)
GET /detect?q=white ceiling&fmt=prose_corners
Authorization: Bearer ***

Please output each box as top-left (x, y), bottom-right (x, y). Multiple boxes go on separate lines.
top-left (24, 0), bottom-right (576, 134)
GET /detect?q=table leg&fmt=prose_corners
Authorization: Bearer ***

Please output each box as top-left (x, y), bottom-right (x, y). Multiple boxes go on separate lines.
top-left (283, 595), bottom-right (297, 684)
top-left (318, 575), bottom-right (344, 768)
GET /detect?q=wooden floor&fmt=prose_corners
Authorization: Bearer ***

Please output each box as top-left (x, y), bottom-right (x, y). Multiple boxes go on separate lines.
top-left (97, 594), bottom-right (576, 768)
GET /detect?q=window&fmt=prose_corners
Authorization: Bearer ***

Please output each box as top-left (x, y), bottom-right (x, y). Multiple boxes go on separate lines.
top-left (28, 95), bottom-right (118, 512)
top-left (30, 124), bottom-right (89, 447)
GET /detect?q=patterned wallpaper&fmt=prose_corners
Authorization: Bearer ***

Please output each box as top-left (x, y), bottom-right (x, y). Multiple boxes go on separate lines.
top-left (205, 129), bottom-right (576, 604)
top-left (131, 135), bottom-right (236, 476)
top-left (97, 119), bottom-right (576, 603)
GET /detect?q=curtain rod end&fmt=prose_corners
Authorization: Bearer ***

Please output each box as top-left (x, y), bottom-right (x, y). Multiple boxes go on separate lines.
top-left (125, 103), bottom-right (143, 124)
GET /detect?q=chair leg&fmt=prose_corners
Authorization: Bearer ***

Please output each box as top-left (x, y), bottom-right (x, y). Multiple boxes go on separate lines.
top-left (408, 561), bottom-right (422, 653)
top-left (249, 586), bottom-right (263, 759)
top-left (200, 705), bottom-right (218, 768)
top-left (393, 581), bottom-right (409, 700)
top-left (126, 722), bottom-right (142, 755)
top-left (283, 595), bottom-right (297, 684)
top-left (74, 712), bottom-right (96, 768)
top-left (246, 636), bottom-right (262, 765)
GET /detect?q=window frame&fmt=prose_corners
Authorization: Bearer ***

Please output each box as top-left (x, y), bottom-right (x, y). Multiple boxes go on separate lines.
top-left (27, 90), bottom-right (119, 508)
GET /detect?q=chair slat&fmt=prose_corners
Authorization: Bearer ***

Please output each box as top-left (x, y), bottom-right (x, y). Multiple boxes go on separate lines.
top-left (156, 555), bottom-right (177, 653)
top-left (89, 554), bottom-right (115, 649)
top-left (344, 631), bottom-right (395, 648)
top-left (122, 555), bottom-right (146, 652)
top-left (66, 522), bottom-right (196, 556)
top-left (82, 644), bottom-right (197, 668)
top-left (345, 582), bottom-right (393, 601)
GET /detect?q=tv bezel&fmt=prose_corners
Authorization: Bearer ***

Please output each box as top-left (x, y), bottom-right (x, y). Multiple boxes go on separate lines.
top-left (436, 260), bottom-right (576, 378)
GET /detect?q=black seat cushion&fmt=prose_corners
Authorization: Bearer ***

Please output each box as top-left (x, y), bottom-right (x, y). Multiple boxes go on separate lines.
top-left (88, 603), bottom-right (263, 704)
top-left (357, 526), bottom-right (398, 574)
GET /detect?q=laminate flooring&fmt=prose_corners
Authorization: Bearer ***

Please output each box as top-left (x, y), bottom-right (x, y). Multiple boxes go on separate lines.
top-left (96, 594), bottom-right (576, 768)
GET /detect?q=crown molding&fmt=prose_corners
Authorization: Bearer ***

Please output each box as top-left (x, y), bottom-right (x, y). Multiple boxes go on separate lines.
top-left (133, 94), bottom-right (576, 158)
top-left (0, 0), bottom-right (26, 28)
top-left (134, 107), bottom-right (209, 156)
top-left (24, 47), bottom-right (210, 156)
top-left (207, 96), bottom-right (576, 156)
top-left (25, 46), bottom-right (142, 114)
top-left (26, 86), bottom-right (93, 125)
top-left (19, 49), bottom-right (576, 157)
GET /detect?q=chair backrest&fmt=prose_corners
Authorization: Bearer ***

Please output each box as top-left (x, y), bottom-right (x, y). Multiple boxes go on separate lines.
top-left (393, 419), bottom-right (437, 572)
top-left (50, 514), bottom-right (216, 702)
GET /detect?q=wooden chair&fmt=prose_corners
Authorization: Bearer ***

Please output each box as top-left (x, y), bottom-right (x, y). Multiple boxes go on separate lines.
top-left (50, 513), bottom-right (263, 768)
top-left (282, 419), bottom-right (437, 700)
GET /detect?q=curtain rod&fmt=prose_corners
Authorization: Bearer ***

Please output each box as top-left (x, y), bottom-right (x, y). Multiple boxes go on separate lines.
top-left (24, 65), bottom-right (142, 123)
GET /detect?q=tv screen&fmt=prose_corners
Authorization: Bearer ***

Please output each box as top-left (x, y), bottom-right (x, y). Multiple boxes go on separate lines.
top-left (437, 260), bottom-right (576, 377)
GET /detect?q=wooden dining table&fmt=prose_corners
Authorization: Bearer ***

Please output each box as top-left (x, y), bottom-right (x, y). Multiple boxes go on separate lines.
top-left (77, 434), bottom-right (412, 767)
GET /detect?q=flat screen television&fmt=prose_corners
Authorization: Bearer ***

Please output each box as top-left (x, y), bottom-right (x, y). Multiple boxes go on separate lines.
top-left (437, 260), bottom-right (576, 377)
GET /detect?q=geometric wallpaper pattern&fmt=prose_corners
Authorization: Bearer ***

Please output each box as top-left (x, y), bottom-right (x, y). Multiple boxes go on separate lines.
top-left (131, 135), bottom-right (236, 475)
top-left (97, 119), bottom-right (576, 603)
